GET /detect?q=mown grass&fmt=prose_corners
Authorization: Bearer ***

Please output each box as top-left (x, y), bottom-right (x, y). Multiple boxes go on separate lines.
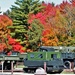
top-left (61, 69), bottom-right (74, 74)
top-left (14, 62), bottom-right (25, 68)
top-left (14, 65), bottom-right (25, 68)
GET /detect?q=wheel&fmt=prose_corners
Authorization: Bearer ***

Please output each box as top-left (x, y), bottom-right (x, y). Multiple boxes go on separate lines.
top-left (58, 70), bottom-right (63, 73)
top-left (3, 61), bottom-right (7, 70)
top-left (64, 61), bottom-right (71, 69)
top-left (23, 68), bottom-right (28, 73)
top-left (6, 63), bottom-right (11, 70)
top-left (3, 61), bottom-right (15, 70)
top-left (0, 65), bottom-right (2, 70)
top-left (46, 67), bottom-right (52, 73)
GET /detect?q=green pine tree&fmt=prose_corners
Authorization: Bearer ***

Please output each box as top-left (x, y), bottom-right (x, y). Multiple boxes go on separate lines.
top-left (7, 0), bottom-right (44, 51)
top-left (9, 0), bottom-right (43, 27)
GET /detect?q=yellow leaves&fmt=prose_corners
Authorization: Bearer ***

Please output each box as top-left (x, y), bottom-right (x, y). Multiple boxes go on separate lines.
top-left (56, 9), bottom-right (61, 17)
top-left (0, 15), bottom-right (13, 39)
top-left (58, 36), bottom-right (75, 46)
top-left (42, 28), bottom-right (58, 46)
top-left (43, 38), bottom-right (58, 46)
top-left (26, 49), bottom-right (33, 52)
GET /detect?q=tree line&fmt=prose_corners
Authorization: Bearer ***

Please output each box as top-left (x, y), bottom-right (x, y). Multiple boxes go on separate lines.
top-left (0, 0), bottom-right (75, 54)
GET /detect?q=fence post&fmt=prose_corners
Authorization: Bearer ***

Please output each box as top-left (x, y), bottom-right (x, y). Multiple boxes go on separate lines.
top-left (11, 61), bottom-right (14, 75)
top-left (1, 61), bottom-right (4, 74)
top-left (44, 62), bottom-right (46, 71)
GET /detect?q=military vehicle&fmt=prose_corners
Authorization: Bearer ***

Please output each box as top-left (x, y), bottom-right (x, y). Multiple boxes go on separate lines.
top-left (23, 46), bottom-right (75, 73)
top-left (0, 51), bottom-right (27, 70)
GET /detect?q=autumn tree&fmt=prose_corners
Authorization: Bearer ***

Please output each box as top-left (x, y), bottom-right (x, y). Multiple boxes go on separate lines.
top-left (58, 1), bottom-right (75, 46)
top-left (0, 15), bottom-right (12, 52)
top-left (6, 0), bottom-right (75, 49)
top-left (7, 35), bottom-right (25, 54)
top-left (28, 3), bottom-right (59, 46)
top-left (30, 1), bottom-right (75, 46)
top-left (27, 19), bottom-right (43, 51)
top-left (44, 1), bottom-right (75, 46)
top-left (41, 28), bottom-right (58, 46)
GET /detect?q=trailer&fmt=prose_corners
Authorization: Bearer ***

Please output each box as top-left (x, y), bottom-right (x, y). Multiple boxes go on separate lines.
top-left (0, 52), bottom-right (27, 70)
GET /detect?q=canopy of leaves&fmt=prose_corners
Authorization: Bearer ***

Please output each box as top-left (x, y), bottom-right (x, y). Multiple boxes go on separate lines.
top-left (29, 1), bottom-right (75, 46)
top-left (1, 0), bottom-right (75, 54)
top-left (0, 15), bottom-right (12, 52)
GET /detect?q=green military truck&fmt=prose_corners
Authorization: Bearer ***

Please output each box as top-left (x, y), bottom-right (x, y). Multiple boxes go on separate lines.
top-left (23, 46), bottom-right (75, 73)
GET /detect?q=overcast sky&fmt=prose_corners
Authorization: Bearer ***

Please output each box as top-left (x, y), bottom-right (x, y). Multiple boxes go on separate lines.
top-left (0, 0), bottom-right (69, 13)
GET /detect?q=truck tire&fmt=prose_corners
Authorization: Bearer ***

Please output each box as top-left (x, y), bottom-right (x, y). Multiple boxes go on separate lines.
top-left (64, 61), bottom-right (71, 69)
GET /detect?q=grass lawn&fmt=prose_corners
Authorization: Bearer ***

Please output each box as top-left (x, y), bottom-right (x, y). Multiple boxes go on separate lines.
top-left (61, 69), bottom-right (74, 74)
top-left (14, 62), bottom-right (25, 68)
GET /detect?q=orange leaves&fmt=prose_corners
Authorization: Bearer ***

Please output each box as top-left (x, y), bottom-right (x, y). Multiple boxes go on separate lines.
top-left (42, 36), bottom-right (58, 46)
top-left (0, 43), bottom-right (7, 52)
top-left (0, 15), bottom-right (13, 53)
top-left (0, 15), bottom-right (13, 38)
top-left (28, 1), bottom-right (75, 46)
top-left (41, 29), bottom-right (58, 46)
top-left (28, 3), bottom-right (60, 46)
top-left (0, 15), bottom-right (12, 27)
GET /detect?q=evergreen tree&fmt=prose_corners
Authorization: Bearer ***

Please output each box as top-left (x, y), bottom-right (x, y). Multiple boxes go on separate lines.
top-left (9, 0), bottom-right (43, 27)
top-left (8, 0), bottom-right (44, 51)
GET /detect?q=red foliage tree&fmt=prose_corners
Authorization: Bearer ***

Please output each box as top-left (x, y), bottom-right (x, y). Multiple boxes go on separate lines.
top-left (28, 3), bottom-right (56, 29)
top-left (7, 35), bottom-right (25, 54)
top-left (28, 3), bottom-right (58, 46)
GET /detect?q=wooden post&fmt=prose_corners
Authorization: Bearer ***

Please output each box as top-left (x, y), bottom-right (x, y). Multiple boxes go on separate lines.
top-left (44, 62), bottom-right (46, 71)
top-left (1, 61), bottom-right (4, 74)
top-left (11, 61), bottom-right (14, 75)
top-left (16, 61), bottom-right (18, 68)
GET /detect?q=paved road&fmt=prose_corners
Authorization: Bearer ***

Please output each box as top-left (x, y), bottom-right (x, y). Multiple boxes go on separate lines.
top-left (0, 72), bottom-right (32, 75)
top-left (0, 72), bottom-right (75, 75)
top-left (0, 68), bottom-right (74, 75)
